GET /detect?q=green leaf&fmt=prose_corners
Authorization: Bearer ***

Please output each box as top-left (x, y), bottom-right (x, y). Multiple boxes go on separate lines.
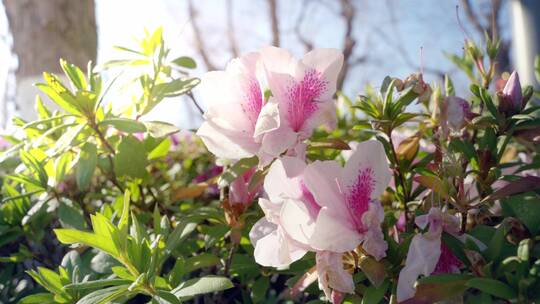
top-left (172, 276), bottom-right (233, 298)
top-left (466, 278), bottom-right (517, 300)
top-left (64, 278), bottom-right (131, 290)
top-left (100, 118), bottom-right (147, 133)
top-left (162, 221), bottom-right (197, 262)
top-left (76, 285), bottom-right (129, 304)
top-left (154, 290), bottom-right (182, 304)
top-left (144, 121), bottom-right (179, 138)
top-left (54, 229), bottom-right (118, 257)
top-left (76, 142), bottom-right (97, 191)
top-left (361, 280), bottom-right (389, 304)
top-left (444, 74), bottom-right (455, 96)
top-left (114, 136), bottom-right (148, 179)
top-left (53, 123), bottom-right (86, 155)
top-left (181, 253), bottom-right (221, 276)
top-left (148, 138), bottom-right (171, 160)
top-left (19, 293), bottom-right (55, 304)
top-left (60, 59), bottom-right (87, 90)
top-left (501, 192), bottom-right (540, 235)
top-left (171, 56), bottom-right (197, 69)
top-left (154, 78), bottom-right (200, 98)
top-left (36, 74), bottom-right (81, 115)
top-left (118, 189), bottom-right (131, 236)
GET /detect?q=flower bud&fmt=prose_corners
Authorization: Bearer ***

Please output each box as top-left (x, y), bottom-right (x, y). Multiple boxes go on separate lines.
top-left (498, 71), bottom-right (522, 115)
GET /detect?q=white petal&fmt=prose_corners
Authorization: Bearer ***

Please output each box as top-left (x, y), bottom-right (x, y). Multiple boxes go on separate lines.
top-left (258, 198), bottom-right (281, 224)
top-left (263, 156), bottom-right (305, 202)
top-left (196, 121), bottom-right (256, 160)
top-left (309, 207), bottom-right (361, 252)
top-left (254, 101), bottom-right (280, 138)
top-left (301, 48), bottom-right (344, 100)
top-left (396, 233), bottom-right (442, 302)
top-left (250, 218), bottom-right (307, 267)
top-left (260, 125), bottom-right (298, 158)
top-left (280, 199), bottom-right (317, 246)
top-left (303, 160), bottom-right (346, 214)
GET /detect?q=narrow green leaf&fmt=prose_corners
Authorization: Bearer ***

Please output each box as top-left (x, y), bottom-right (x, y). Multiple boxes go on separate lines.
top-left (466, 278), bottom-right (517, 300)
top-left (172, 276), bottom-right (233, 298)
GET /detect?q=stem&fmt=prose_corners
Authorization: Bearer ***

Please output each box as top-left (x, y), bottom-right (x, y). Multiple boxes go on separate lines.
top-left (388, 132), bottom-right (410, 222)
top-left (497, 128), bottom-right (514, 162)
top-left (89, 119), bottom-right (124, 192)
top-left (223, 242), bottom-right (237, 277)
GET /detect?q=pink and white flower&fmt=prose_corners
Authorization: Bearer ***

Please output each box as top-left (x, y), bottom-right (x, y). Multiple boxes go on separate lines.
top-left (304, 140), bottom-right (391, 260)
top-left (258, 47), bottom-right (344, 162)
top-left (196, 52), bottom-right (279, 161)
top-left (396, 207), bottom-right (463, 302)
top-left (249, 156), bottom-right (321, 267)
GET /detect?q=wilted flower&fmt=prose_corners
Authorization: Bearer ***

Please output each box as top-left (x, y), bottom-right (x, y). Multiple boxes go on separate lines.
top-left (442, 96), bottom-right (473, 131)
top-left (498, 71), bottom-right (523, 116)
top-left (304, 140), bottom-right (391, 260)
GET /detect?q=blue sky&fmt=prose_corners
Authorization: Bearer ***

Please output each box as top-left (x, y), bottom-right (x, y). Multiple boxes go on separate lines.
top-left (1, 0), bottom-right (509, 129)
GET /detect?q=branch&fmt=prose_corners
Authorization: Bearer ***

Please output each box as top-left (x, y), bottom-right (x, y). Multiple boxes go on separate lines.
top-left (336, 0), bottom-right (356, 92)
top-left (225, 0), bottom-right (239, 58)
top-left (267, 0), bottom-right (280, 46)
top-left (187, 0), bottom-right (217, 70)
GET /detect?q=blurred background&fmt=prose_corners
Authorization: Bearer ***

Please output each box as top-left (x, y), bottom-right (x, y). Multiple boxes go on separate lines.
top-left (0, 0), bottom-right (537, 131)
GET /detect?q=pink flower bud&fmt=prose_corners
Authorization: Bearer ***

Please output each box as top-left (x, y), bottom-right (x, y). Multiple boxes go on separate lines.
top-left (498, 71), bottom-right (522, 115)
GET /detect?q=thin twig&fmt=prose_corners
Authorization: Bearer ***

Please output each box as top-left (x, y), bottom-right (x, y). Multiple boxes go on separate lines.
top-left (187, 92), bottom-right (204, 115)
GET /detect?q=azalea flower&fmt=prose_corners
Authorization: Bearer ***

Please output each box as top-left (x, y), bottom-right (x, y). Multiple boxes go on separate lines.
top-left (249, 156), bottom-right (320, 267)
top-left (228, 166), bottom-right (262, 206)
top-left (196, 52), bottom-right (279, 161)
top-left (258, 47), bottom-right (344, 163)
top-left (396, 207), bottom-right (463, 302)
top-left (316, 251), bottom-right (355, 304)
top-left (304, 140), bottom-right (391, 260)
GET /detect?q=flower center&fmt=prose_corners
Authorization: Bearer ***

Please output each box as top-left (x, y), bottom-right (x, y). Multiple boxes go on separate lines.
top-left (286, 69), bottom-right (327, 132)
top-left (242, 78), bottom-right (263, 129)
top-left (346, 167), bottom-right (375, 231)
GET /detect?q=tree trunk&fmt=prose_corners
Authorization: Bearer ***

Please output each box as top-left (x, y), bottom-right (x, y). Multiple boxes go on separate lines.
top-left (3, 0), bottom-right (97, 121)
